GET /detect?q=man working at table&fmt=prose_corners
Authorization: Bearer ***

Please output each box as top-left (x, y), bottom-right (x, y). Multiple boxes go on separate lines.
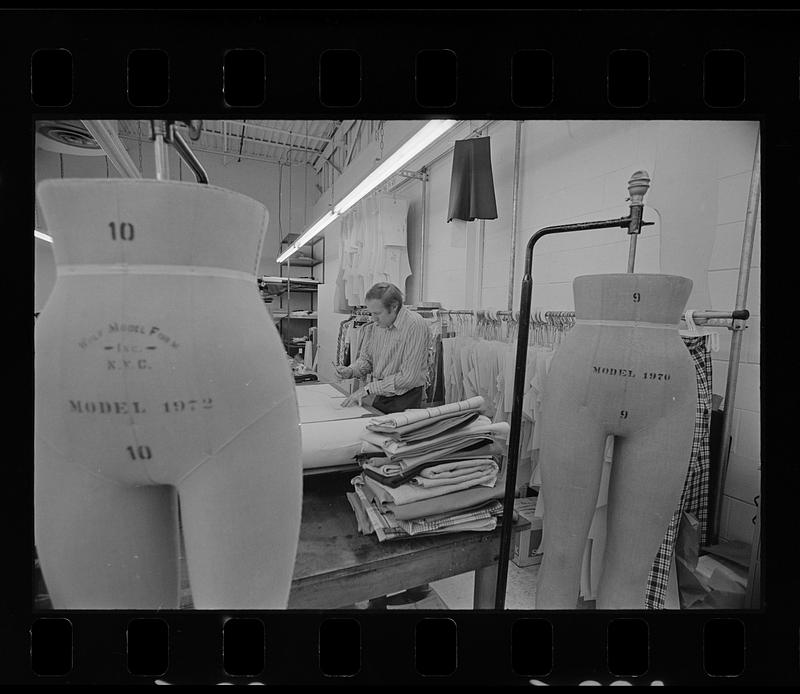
top-left (335, 282), bottom-right (433, 607)
top-left (336, 282), bottom-right (430, 414)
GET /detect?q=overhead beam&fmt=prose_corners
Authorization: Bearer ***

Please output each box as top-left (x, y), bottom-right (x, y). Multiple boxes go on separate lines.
top-left (118, 120), bottom-right (327, 157)
top-left (218, 119), bottom-right (333, 144)
top-left (116, 133), bottom-right (315, 167)
top-left (177, 122), bottom-right (324, 156)
top-left (345, 120), bottom-right (364, 166)
top-left (312, 119), bottom-right (356, 173)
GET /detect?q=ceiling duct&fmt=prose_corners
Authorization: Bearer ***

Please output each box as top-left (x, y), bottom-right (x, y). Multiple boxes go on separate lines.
top-left (36, 120), bottom-right (117, 156)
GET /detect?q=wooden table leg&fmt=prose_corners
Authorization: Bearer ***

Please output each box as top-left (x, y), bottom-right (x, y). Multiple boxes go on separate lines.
top-left (473, 562), bottom-right (498, 609)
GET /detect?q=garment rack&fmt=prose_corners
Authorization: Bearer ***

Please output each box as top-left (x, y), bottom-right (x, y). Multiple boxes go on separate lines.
top-left (437, 308), bottom-right (749, 328)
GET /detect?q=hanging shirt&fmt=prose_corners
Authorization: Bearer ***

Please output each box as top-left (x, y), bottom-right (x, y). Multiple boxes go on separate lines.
top-left (349, 321), bottom-right (370, 365)
top-left (351, 307), bottom-right (430, 397)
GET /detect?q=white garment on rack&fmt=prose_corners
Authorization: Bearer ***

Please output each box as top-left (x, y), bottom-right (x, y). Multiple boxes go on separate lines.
top-left (346, 205), bottom-right (367, 306)
top-left (530, 349), bottom-right (555, 453)
top-left (339, 196), bottom-right (412, 307)
top-left (441, 337), bottom-right (459, 404)
top-left (473, 340), bottom-right (500, 419)
top-left (379, 197), bottom-right (409, 246)
top-left (349, 321), bottom-right (369, 365)
top-left (360, 197), bottom-right (380, 296)
top-left (374, 245), bottom-right (412, 292)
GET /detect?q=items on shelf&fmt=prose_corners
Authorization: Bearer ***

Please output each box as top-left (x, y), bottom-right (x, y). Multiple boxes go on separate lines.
top-left (271, 311), bottom-right (318, 321)
top-left (282, 253), bottom-right (321, 266)
top-left (258, 276), bottom-right (321, 298)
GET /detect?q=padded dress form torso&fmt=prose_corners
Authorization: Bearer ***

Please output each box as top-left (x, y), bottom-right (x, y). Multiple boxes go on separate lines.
top-left (535, 274), bottom-right (697, 609)
top-left (34, 179), bottom-right (303, 609)
top-left (543, 274), bottom-right (697, 436)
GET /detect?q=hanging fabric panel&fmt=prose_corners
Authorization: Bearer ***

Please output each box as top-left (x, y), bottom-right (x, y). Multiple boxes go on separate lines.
top-left (446, 136), bottom-right (498, 223)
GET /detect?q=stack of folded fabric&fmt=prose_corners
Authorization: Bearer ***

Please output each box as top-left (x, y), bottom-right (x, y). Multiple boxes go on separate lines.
top-left (346, 396), bottom-right (511, 541)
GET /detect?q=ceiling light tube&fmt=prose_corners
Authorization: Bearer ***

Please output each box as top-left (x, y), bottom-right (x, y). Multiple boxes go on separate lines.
top-left (276, 119), bottom-right (459, 263)
top-left (34, 229), bottom-right (53, 243)
top-left (276, 210), bottom-right (337, 263)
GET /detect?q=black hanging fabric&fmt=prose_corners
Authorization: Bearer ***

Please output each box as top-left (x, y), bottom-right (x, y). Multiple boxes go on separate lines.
top-left (446, 136), bottom-right (498, 223)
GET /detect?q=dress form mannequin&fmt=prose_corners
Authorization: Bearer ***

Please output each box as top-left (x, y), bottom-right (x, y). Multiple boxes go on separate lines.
top-left (34, 179), bottom-right (303, 609)
top-left (535, 274), bottom-right (697, 609)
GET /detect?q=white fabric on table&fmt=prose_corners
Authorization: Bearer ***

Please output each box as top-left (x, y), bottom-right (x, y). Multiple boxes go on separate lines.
top-left (295, 382), bottom-right (372, 423)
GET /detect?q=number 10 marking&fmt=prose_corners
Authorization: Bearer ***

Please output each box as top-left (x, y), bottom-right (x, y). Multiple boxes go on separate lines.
top-left (126, 445), bottom-right (152, 460)
top-left (109, 222), bottom-right (135, 241)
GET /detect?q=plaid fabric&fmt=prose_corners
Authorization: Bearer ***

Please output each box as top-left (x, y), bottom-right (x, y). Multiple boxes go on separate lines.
top-left (351, 476), bottom-right (502, 541)
top-left (645, 335), bottom-right (712, 609)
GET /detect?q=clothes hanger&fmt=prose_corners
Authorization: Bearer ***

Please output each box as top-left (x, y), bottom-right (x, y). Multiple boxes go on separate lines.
top-left (680, 309), bottom-right (720, 353)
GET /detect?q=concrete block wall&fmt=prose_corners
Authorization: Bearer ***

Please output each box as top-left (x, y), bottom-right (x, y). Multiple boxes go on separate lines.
top-left (705, 121), bottom-right (762, 544)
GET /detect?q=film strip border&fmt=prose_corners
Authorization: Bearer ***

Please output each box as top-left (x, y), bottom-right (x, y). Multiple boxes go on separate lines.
top-left (3, 10), bottom-right (799, 114)
top-left (6, 7), bottom-right (799, 688)
top-left (24, 45), bottom-right (783, 112)
top-left (27, 612), bottom-right (773, 685)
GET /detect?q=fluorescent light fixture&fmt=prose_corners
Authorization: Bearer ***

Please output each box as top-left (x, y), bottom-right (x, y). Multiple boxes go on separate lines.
top-left (34, 229), bottom-right (53, 243)
top-left (288, 210), bottom-right (337, 253)
top-left (277, 119), bottom-right (459, 263)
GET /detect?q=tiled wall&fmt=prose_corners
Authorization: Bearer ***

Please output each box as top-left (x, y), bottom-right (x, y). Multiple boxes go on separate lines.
top-left (405, 119), bottom-right (760, 544)
top-left (705, 122), bottom-right (762, 544)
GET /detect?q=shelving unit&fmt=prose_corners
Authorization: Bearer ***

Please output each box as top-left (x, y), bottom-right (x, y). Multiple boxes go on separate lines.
top-left (261, 233), bottom-right (325, 358)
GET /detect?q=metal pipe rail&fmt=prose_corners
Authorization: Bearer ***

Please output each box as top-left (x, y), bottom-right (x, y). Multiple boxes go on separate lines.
top-left (80, 120), bottom-right (142, 178)
top-left (437, 308), bottom-right (749, 326)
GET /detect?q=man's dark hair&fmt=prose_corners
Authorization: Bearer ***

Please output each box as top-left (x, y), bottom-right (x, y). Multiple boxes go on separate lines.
top-left (365, 282), bottom-right (403, 313)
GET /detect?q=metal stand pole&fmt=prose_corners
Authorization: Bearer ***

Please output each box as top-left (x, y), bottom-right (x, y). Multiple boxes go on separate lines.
top-left (495, 175), bottom-right (652, 608)
top-left (626, 170), bottom-right (650, 272)
top-left (152, 121), bottom-right (170, 181)
top-left (419, 167), bottom-right (428, 303)
top-left (708, 131), bottom-right (761, 545)
top-left (508, 121), bottom-right (523, 310)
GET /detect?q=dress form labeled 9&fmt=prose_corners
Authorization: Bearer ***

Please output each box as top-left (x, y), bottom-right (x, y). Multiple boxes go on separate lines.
top-left (535, 273), bottom-right (697, 609)
top-left (34, 179), bottom-right (303, 609)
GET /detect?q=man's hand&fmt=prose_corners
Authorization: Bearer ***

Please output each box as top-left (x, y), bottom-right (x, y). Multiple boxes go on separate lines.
top-left (340, 387), bottom-right (367, 408)
top-left (333, 364), bottom-right (354, 380)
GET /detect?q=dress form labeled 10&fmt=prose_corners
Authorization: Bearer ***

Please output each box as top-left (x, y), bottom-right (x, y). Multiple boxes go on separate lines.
top-left (35, 178), bottom-right (303, 609)
top-left (535, 180), bottom-right (697, 609)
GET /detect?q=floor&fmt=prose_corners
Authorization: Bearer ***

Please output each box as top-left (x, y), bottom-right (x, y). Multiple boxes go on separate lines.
top-left (346, 560), bottom-right (541, 611)
top-left (430, 560), bottom-right (541, 610)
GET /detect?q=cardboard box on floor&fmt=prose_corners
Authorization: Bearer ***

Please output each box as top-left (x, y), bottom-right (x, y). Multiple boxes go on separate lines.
top-left (513, 497), bottom-right (543, 567)
top-left (675, 511), bottom-right (751, 609)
